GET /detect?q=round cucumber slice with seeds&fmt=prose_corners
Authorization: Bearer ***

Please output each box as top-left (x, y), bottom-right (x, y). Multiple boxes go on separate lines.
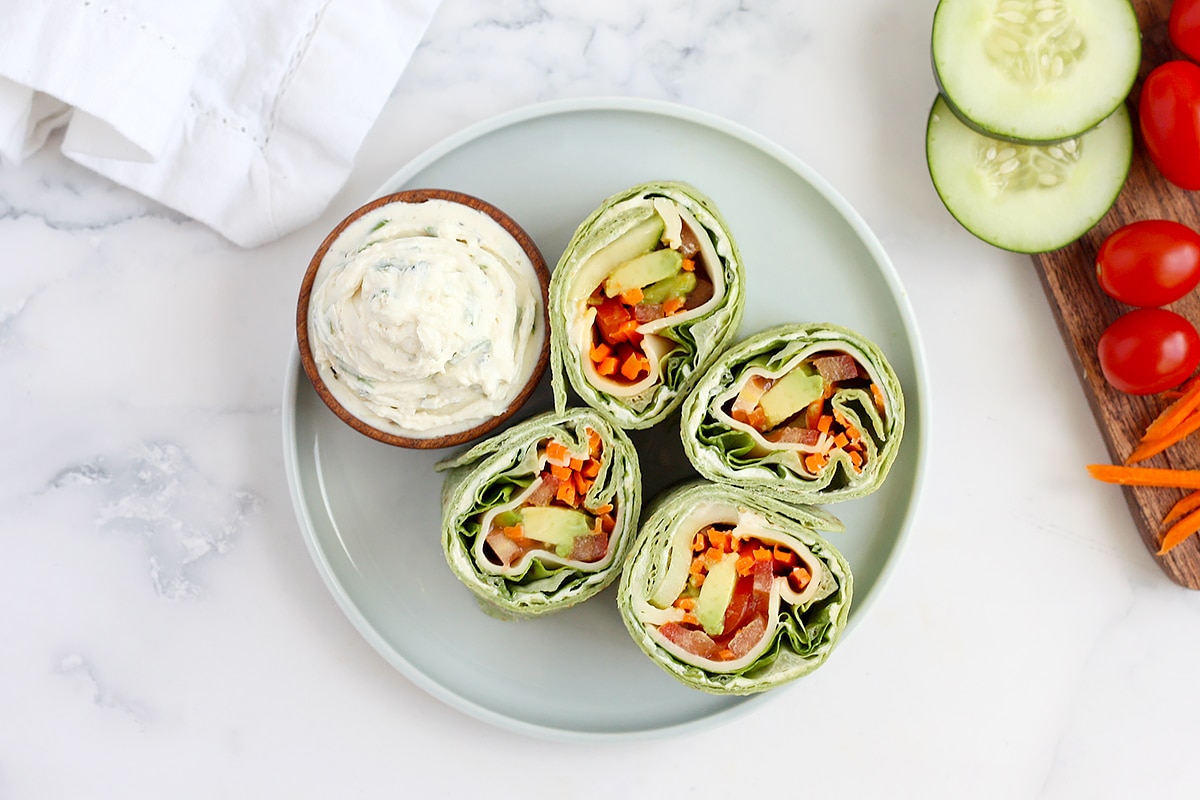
top-left (925, 94), bottom-right (1131, 253)
top-left (932, 0), bottom-right (1140, 143)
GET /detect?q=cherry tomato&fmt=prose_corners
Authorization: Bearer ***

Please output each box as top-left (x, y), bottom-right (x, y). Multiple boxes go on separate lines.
top-left (1139, 61), bottom-right (1200, 190)
top-left (1171, 0), bottom-right (1200, 63)
top-left (1096, 220), bottom-right (1200, 307)
top-left (1098, 308), bottom-right (1200, 395)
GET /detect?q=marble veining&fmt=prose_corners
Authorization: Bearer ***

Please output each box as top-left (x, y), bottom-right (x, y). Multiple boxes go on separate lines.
top-left (48, 441), bottom-right (260, 600)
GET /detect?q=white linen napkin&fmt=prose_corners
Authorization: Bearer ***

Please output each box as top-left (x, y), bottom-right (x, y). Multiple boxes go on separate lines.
top-left (0, 0), bottom-right (441, 247)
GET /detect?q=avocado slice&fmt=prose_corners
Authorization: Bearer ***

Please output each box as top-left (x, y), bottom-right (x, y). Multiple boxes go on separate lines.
top-left (584, 216), bottom-right (666, 284)
top-left (640, 270), bottom-right (697, 304)
top-left (520, 506), bottom-right (593, 557)
top-left (695, 553), bottom-right (739, 636)
top-left (604, 249), bottom-right (683, 297)
top-left (758, 366), bottom-right (825, 429)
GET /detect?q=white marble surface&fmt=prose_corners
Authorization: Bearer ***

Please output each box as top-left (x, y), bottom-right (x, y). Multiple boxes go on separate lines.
top-left (4, 0), bottom-right (1199, 797)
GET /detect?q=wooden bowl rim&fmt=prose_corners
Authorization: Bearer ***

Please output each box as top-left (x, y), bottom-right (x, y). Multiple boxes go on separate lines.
top-left (295, 188), bottom-right (551, 449)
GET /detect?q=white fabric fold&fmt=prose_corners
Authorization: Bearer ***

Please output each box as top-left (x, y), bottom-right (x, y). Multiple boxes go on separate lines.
top-left (0, 0), bottom-right (441, 247)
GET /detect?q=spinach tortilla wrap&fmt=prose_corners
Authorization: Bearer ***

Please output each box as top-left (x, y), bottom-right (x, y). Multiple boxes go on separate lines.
top-left (681, 323), bottom-right (905, 504)
top-left (437, 408), bottom-right (641, 616)
top-left (618, 481), bottom-right (852, 695)
top-left (550, 181), bottom-right (745, 429)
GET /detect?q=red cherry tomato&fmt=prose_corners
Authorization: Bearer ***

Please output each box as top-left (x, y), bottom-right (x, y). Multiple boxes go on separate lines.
top-left (1096, 220), bottom-right (1200, 307)
top-left (1098, 308), bottom-right (1200, 395)
top-left (1139, 61), bottom-right (1200, 190)
top-left (1171, 0), bottom-right (1200, 63)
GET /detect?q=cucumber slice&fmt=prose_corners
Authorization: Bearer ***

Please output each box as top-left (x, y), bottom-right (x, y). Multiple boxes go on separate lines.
top-left (925, 94), bottom-right (1131, 254)
top-left (931, 0), bottom-right (1140, 143)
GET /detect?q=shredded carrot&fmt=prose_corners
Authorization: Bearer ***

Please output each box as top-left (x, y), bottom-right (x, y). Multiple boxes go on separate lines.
top-left (735, 555), bottom-right (755, 576)
top-left (681, 258), bottom-right (695, 272)
top-left (619, 287), bottom-right (644, 305)
top-left (597, 356), bottom-right (618, 376)
top-left (1165, 491), bottom-right (1200, 525)
top-left (587, 428), bottom-right (603, 457)
top-left (1126, 409), bottom-right (1200, 465)
top-left (871, 383), bottom-right (886, 413)
top-left (1141, 374), bottom-right (1200, 445)
top-left (662, 297), bottom-right (685, 315)
top-left (1158, 507), bottom-right (1200, 555)
top-left (588, 342), bottom-right (611, 364)
top-left (1086, 464), bottom-right (1200, 489)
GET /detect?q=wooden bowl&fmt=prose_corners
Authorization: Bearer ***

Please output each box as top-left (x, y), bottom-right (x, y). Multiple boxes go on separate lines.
top-left (296, 189), bottom-right (551, 449)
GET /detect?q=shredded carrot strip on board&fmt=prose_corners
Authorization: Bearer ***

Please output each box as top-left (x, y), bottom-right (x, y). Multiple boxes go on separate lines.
top-left (1086, 464), bottom-right (1200, 489)
top-left (1159, 507), bottom-right (1200, 555)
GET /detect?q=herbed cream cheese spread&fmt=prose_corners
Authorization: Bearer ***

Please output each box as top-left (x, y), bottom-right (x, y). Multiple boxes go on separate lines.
top-left (307, 198), bottom-right (545, 438)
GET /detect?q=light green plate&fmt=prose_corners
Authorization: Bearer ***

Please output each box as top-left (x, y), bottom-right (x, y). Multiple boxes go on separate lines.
top-left (282, 97), bottom-right (929, 741)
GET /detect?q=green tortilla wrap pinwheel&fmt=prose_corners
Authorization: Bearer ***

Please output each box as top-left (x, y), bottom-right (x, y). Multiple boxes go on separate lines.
top-left (681, 323), bottom-right (905, 504)
top-left (618, 481), bottom-right (852, 695)
top-left (550, 181), bottom-right (745, 429)
top-left (437, 408), bottom-right (641, 617)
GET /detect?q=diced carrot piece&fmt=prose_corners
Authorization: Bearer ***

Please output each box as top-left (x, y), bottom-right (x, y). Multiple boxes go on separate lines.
top-left (789, 567), bottom-right (811, 591)
top-left (618, 319), bottom-right (640, 340)
top-left (550, 463), bottom-right (572, 481)
top-left (587, 428), bottom-right (603, 456)
top-left (597, 356), bottom-right (618, 376)
top-left (600, 513), bottom-right (616, 533)
top-left (704, 547), bottom-right (724, 566)
top-left (716, 649), bottom-right (735, 660)
top-left (592, 503), bottom-right (613, 516)
top-left (773, 547), bottom-right (796, 566)
top-left (675, 597), bottom-right (697, 611)
top-left (833, 432), bottom-right (849, 449)
top-left (804, 453), bottom-right (826, 473)
top-left (850, 450), bottom-right (864, 471)
top-left (581, 459), bottom-right (600, 478)
top-left (735, 555), bottom-right (755, 576)
top-left (556, 481), bottom-right (577, 506)
top-left (681, 258), bottom-right (695, 272)
top-left (689, 557), bottom-right (705, 575)
top-left (574, 472), bottom-right (592, 497)
top-left (545, 440), bottom-right (570, 462)
top-left (817, 415), bottom-right (833, 433)
top-left (569, 457), bottom-right (584, 471)
top-left (589, 342), bottom-right (611, 364)
top-left (748, 406), bottom-right (768, 431)
top-left (619, 287), bottom-right (644, 305)
top-left (691, 572), bottom-right (705, 588)
top-left (845, 424), bottom-right (861, 440)
top-left (502, 525), bottom-right (525, 541)
top-left (662, 297), bottom-right (685, 315)
top-left (693, 533), bottom-right (706, 553)
top-left (682, 613), bottom-right (699, 626)
top-left (753, 547), bottom-right (772, 562)
top-left (730, 408), bottom-right (750, 424)
top-left (620, 353), bottom-right (645, 380)
top-left (708, 530), bottom-right (729, 551)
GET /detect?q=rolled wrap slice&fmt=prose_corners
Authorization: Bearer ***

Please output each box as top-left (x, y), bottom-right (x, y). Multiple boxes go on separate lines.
top-left (618, 481), bottom-right (852, 695)
top-left (437, 408), bottom-right (641, 616)
top-left (681, 323), bottom-right (904, 504)
top-left (550, 181), bottom-right (745, 429)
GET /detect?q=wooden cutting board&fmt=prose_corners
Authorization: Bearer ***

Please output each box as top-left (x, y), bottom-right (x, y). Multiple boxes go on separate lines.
top-left (1032, 0), bottom-right (1200, 587)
